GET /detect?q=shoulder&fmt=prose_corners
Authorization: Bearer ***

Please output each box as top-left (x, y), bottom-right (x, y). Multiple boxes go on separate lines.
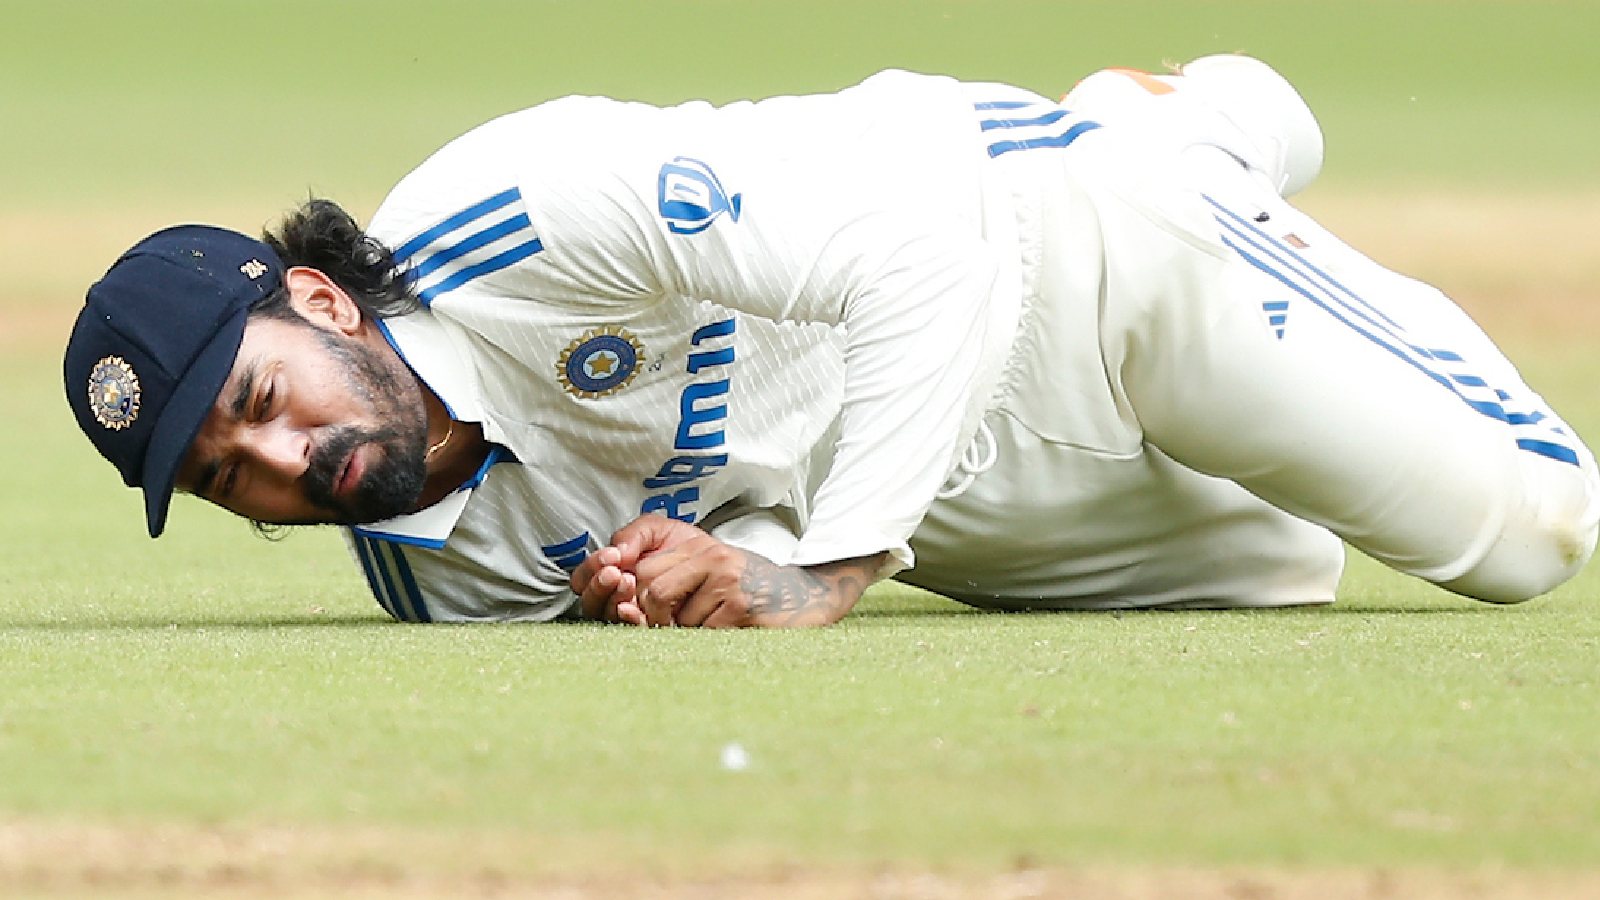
top-left (367, 95), bottom-right (679, 243)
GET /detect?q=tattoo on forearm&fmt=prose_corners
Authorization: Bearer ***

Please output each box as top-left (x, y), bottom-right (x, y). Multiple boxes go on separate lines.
top-left (738, 552), bottom-right (878, 625)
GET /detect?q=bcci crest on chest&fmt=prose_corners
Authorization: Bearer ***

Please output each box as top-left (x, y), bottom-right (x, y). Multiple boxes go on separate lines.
top-left (557, 326), bottom-right (646, 399)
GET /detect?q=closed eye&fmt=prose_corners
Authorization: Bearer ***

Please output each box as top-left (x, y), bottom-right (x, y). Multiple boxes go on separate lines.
top-left (255, 380), bottom-right (276, 422)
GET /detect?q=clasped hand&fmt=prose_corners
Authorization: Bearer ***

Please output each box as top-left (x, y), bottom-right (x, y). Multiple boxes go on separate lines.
top-left (570, 514), bottom-right (882, 628)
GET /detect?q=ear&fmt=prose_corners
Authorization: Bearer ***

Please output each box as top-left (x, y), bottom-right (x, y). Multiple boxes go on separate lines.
top-left (285, 267), bottom-right (365, 336)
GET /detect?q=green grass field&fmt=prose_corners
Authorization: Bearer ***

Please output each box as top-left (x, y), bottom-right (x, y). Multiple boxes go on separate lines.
top-left (4, 2), bottom-right (1600, 897)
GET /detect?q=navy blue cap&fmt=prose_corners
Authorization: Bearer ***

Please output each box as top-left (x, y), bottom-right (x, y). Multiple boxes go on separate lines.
top-left (64, 225), bottom-right (284, 537)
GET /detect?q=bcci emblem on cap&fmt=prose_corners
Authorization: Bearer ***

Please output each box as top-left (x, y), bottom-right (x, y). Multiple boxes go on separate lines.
top-left (87, 356), bottom-right (142, 430)
top-left (557, 326), bottom-right (646, 399)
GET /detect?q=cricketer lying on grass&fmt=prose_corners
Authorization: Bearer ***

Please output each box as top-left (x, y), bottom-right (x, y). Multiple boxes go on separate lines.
top-left (65, 56), bottom-right (1599, 627)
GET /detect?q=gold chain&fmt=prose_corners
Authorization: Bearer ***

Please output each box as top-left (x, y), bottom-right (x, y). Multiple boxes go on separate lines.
top-left (424, 418), bottom-right (456, 461)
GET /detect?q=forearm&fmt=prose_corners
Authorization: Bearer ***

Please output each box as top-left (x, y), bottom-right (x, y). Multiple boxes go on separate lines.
top-left (733, 550), bottom-right (885, 627)
top-left (572, 514), bottom-right (884, 628)
top-left (785, 220), bottom-right (1003, 576)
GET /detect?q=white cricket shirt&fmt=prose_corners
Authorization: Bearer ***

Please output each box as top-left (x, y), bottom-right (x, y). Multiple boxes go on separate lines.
top-left (343, 70), bottom-right (1077, 621)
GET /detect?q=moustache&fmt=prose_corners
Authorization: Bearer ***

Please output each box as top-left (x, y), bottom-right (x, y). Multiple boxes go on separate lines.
top-left (301, 425), bottom-right (423, 520)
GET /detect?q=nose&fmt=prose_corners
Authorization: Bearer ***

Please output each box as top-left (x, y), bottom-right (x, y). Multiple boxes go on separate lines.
top-left (248, 420), bottom-right (311, 481)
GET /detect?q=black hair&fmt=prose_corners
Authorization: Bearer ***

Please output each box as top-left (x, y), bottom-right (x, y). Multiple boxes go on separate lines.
top-left (254, 197), bottom-right (420, 321)
top-left (240, 198), bottom-right (419, 540)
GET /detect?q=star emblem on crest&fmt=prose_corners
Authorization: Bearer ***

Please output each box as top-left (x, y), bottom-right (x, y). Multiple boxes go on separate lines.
top-left (556, 325), bottom-right (646, 399)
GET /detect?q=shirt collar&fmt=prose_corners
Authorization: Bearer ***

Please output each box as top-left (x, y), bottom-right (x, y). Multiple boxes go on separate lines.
top-left (352, 312), bottom-right (498, 547)
top-left (374, 313), bottom-right (486, 427)
top-left (349, 444), bottom-right (514, 548)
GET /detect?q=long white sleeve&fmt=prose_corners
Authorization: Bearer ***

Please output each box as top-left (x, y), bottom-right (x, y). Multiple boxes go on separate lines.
top-left (370, 70), bottom-right (1024, 576)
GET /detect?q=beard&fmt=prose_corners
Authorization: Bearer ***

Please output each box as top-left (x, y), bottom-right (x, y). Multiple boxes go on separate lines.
top-left (302, 422), bottom-right (428, 524)
top-left (294, 325), bottom-right (430, 525)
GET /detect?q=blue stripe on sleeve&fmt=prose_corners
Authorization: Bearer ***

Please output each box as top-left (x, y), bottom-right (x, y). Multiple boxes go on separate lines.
top-left (376, 542), bottom-right (418, 622)
top-left (405, 213), bottom-right (534, 285)
top-left (979, 109), bottom-right (1070, 132)
top-left (363, 535), bottom-right (409, 621)
top-left (392, 188), bottom-right (523, 263)
top-left (416, 239), bottom-right (545, 305)
top-left (987, 121), bottom-right (1102, 157)
top-left (384, 542), bottom-right (433, 624)
top-left (351, 535), bottom-right (398, 620)
top-left (1518, 439), bottom-right (1581, 466)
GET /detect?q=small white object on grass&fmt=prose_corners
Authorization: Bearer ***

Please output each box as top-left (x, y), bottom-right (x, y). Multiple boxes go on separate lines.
top-left (720, 742), bottom-right (751, 771)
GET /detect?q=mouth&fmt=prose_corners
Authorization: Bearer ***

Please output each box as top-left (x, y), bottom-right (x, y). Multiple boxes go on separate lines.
top-left (334, 445), bottom-right (367, 503)
top-left (302, 426), bottom-right (426, 526)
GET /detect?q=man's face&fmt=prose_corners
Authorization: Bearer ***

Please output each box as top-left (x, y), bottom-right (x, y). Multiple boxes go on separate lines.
top-left (177, 307), bottom-right (430, 526)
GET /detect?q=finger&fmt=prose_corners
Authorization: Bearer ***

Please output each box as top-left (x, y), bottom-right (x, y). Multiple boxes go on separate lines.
top-left (578, 564), bottom-right (624, 622)
top-left (673, 592), bottom-right (720, 628)
top-left (611, 514), bottom-right (706, 564)
top-left (635, 550), bottom-right (712, 626)
top-left (638, 587), bottom-right (670, 627)
top-left (632, 533), bottom-right (714, 584)
top-left (605, 538), bottom-right (649, 576)
top-left (638, 571), bottom-right (701, 627)
top-left (649, 544), bottom-right (750, 628)
top-left (699, 601), bottom-right (751, 629)
top-left (608, 514), bottom-right (678, 560)
top-left (570, 550), bottom-right (600, 595)
top-left (673, 572), bottom-right (750, 627)
top-left (606, 514), bottom-right (659, 546)
top-left (627, 529), bottom-right (749, 627)
top-left (571, 544), bottom-right (621, 595)
top-left (616, 571), bottom-right (637, 606)
top-left (616, 599), bottom-right (646, 627)
top-left (637, 553), bottom-right (711, 627)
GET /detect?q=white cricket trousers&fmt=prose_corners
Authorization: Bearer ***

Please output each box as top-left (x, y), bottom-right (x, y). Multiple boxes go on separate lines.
top-left (904, 143), bottom-right (1598, 608)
